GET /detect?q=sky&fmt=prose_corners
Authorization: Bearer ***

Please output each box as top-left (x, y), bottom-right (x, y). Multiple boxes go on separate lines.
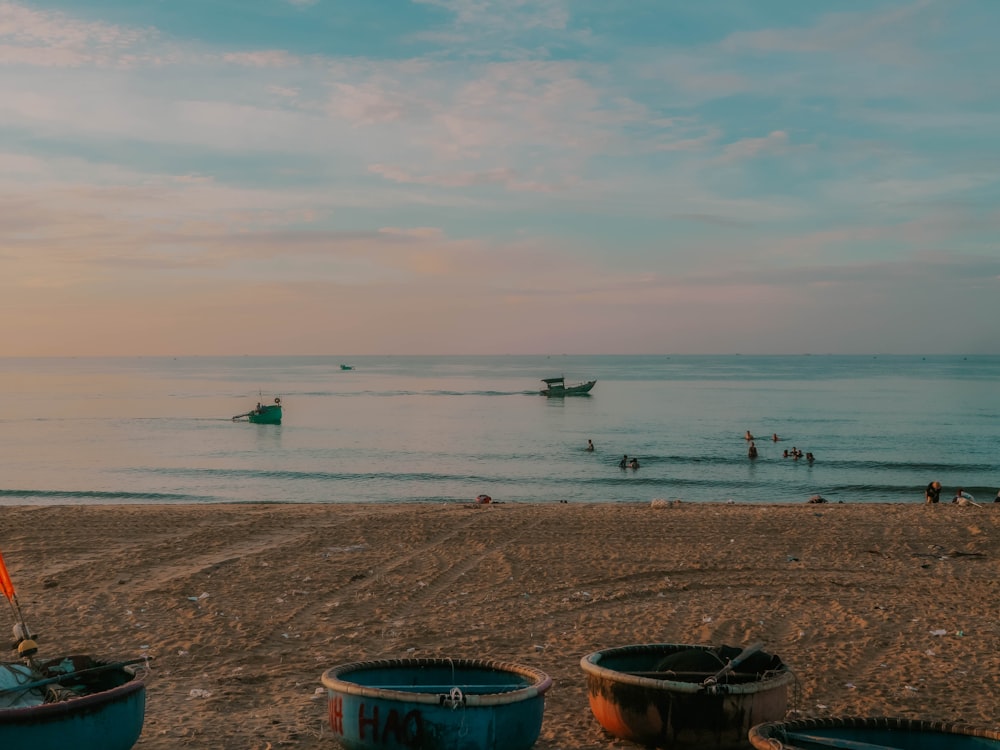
top-left (1, 0), bottom-right (998, 356)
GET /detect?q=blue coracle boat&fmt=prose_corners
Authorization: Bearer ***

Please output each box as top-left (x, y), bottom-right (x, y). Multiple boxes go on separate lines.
top-left (0, 654), bottom-right (147, 750)
top-left (321, 657), bottom-right (552, 750)
top-left (749, 716), bottom-right (1000, 749)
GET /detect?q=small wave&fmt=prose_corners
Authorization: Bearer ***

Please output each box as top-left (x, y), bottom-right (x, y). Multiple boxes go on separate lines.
top-left (0, 489), bottom-right (210, 502)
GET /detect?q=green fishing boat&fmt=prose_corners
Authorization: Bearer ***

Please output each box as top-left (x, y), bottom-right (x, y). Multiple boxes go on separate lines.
top-left (232, 397), bottom-right (282, 425)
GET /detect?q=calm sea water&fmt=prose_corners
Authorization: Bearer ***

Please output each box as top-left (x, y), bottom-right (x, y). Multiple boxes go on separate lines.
top-left (1, 355), bottom-right (997, 506)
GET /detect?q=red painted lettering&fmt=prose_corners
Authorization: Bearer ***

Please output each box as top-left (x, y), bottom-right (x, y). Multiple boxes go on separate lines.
top-left (358, 702), bottom-right (379, 740)
top-left (328, 695), bottom-right (343, 735)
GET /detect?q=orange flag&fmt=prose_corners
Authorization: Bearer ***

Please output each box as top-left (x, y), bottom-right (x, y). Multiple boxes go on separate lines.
top-left (0, 550), bottom-right (15, 601)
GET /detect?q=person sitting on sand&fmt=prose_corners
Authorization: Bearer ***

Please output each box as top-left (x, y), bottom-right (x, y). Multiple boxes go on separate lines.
top-left (995, 489), bottom-right (1000, 503)
top-left (586, 439), bottom-right (594, 452)
top-left (619, 454), bottom-right (628, 469)
top-left (925, 481), bottom-right (942, 504)
top-left (951, 488), bottom-right (974, 504)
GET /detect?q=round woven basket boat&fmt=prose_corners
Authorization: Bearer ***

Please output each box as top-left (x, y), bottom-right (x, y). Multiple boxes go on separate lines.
top-left (749, 716), bottom-right (1000, 749)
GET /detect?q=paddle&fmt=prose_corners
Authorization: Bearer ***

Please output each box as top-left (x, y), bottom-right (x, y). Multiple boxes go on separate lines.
top-left (702, 641), bottom-right (764, 686)
top-left (0, 656), bottom-right (152, 696)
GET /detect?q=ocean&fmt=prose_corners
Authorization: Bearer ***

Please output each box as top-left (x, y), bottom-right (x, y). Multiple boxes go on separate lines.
top-left (1, 355), bottom-right (997, 506)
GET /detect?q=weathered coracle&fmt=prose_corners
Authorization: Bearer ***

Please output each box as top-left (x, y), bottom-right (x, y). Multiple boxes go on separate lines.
top-left (0, 654), bottom-right (147, 750)
top-left (321, 657), bottom-right (552, 750)
top-left (749, 716), bottom-right (1000, 749)
top-left (581, 642), bottom-right (794, 749)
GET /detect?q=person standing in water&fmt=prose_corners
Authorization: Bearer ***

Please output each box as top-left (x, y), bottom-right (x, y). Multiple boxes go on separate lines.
top-left (586, 439), bottom-right (594, 452)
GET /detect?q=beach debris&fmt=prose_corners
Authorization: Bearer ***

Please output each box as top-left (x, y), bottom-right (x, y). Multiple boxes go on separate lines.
top-left (327, 544), bottom-right (368, 554)
top-left (311, 687), bottom-right (325, 701)
top-left (475, 494), bottom-right (492, 504)
top-left (808, 495), bottom-right (827, 504)
top-left (187, 592), bottom-right (210, 602)
top-left (930, 629), bottom-right (947, 636)
top-left (651, 498), bottom-right (682, 508)
top-left (189, 688), bottom-right (213, 699)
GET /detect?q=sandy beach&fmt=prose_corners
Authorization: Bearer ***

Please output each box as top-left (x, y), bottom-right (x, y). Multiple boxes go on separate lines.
top-left (1, 502), bottom-right (997, 749)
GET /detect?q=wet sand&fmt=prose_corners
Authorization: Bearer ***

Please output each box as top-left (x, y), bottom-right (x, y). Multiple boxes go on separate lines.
top-left (1, 502), bottom-right (998, 748)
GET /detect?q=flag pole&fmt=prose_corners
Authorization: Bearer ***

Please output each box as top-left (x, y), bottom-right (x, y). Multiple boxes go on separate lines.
top-left (0, 549), bottom-right (38, 658)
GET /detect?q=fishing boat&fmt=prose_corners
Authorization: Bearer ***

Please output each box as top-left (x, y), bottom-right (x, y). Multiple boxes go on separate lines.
top-left (580, 642), bottom-right (794, 749)
top-left (232, 397), bottom-right (282, 425)
top-left (0, 654), bottom-right (148, 750)
top-left (0, 552), bottom-right (149, 750)
top-left (321, 657), bottom-right (551, 750)
top-left (539, 376), bottom-right (596, 397)
top-left (749, 716), bottom-right (1000, 749)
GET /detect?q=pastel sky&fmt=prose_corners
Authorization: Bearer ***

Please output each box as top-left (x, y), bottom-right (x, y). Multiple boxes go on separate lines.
top-left (2, 0), bottom-right (998, 356)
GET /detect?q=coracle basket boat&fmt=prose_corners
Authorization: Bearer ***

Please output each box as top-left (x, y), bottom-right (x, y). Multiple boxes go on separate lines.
top-left (0, 654), bottom-right (147, 750)
top-left (321, 657), bottom-right (551, 750)
top-left (748, 716), bottom-right (1000, 749)
top-left (581, 642), bottom-right (795, 749)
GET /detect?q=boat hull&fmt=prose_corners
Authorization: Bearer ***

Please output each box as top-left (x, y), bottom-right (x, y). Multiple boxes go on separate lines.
top-left (248, 405), bottom-right (282, 424)
top-left (581, 643), bottom-right (794, 750)
top-left (541, 380), bottom-right (596, 397)
top-left (322, 657), bottom-right (551, 750)
top-left (0, 657), bottom-right (146, 750)
top-left (749, 716), bottom-right (1000, 749)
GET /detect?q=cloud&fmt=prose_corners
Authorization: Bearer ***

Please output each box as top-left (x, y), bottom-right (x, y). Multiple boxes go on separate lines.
top-left (716, 130), bottom-right (791, 163)
top-left (0, 1), bottom-right (158, 69)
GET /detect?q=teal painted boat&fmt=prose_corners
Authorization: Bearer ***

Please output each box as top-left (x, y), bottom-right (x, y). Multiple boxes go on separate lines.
top-left (749, 717), bottom-right (1000, 749)
top-left (321, 657), bottom-right (551, 750)
top-left (232, 397), bottom-right (282, 425)
top-left (0, 654), bottom-right (147, 750)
